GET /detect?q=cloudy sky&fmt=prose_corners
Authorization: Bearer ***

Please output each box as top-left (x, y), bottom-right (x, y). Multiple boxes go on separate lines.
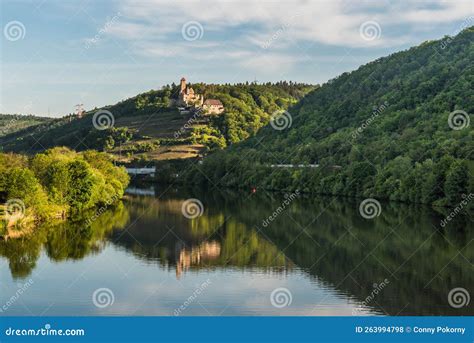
top-left (1, 0), bottom-right (473, 117)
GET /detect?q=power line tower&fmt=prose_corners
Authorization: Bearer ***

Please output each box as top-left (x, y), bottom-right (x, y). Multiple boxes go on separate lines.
top-left (75, 104), bottom-right (84, 119)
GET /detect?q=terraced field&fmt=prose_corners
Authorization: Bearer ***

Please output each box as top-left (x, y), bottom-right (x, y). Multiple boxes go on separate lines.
top-left (115, 111), bottom-right (188, 139)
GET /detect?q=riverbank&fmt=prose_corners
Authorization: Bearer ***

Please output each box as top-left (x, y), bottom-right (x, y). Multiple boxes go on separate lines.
top-left (128, 171), bottom-right (472, 212)
top-left (0, 148), bottom-right (130, 240)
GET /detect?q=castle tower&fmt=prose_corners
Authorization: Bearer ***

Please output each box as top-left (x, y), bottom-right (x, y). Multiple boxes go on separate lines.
top-left (180, 77), bottom-right (186, 93)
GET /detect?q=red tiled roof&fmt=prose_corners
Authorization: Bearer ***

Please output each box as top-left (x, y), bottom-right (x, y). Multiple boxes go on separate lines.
top-left (204, 99), bottom-right (223, 106)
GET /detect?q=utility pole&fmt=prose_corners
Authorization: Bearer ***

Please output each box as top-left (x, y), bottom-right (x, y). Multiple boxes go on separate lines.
top-left (75, 104), bottom-right (84, 119)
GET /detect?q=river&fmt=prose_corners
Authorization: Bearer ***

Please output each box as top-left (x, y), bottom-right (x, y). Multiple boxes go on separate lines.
top-left (0, 185), bottom-right (472, 316)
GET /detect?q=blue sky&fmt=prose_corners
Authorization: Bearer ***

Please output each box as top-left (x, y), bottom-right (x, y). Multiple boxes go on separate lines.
top-left (1, 0), bottom-right (473, 117)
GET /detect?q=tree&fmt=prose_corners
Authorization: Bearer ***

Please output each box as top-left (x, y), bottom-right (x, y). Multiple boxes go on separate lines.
top-left (444, 162), bottom-right (469, 205)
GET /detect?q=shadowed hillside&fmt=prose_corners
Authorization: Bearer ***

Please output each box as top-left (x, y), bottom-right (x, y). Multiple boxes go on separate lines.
top-left (185, 27), bottom-right (474, 207)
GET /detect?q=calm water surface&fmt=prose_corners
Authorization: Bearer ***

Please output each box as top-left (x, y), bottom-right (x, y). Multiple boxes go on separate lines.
top-left (1, 186), bottom-right (472, 316)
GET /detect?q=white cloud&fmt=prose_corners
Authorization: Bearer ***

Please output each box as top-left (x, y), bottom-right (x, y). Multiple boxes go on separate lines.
top-left (103, 0), bottom-right (473, 71)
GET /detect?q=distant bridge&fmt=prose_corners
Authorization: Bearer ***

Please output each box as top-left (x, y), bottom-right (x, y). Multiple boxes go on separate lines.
top-left (126, 187), bottom-right (156, 196)
top-left (126, 167), bottom-right (156, 176)
top-left (269, 164), bottom-right (319, 168)
top-left (268, 164), bottom-right (342, 170)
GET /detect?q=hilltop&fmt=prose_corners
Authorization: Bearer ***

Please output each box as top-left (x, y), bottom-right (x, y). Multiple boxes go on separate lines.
top-left (0, 114), bottom-right (52, 139)
top-left (185, 28), bottom-right (474, 207)
top-left (0, 81), bottom-right (314, 162)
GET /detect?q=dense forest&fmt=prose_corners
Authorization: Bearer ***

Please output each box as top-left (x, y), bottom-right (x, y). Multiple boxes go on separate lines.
top-left (183, 27), bottom-right (474, 207)
top-left (0, 82), bottom-right (313, 161)
top-left (0, 148), bottom-right (129, 234)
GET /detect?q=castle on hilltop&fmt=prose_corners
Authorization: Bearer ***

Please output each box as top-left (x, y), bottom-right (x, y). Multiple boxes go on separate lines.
top-left (178, 77), bottom-right (224, 114)
top-left (178, 77), bottom-right (203, 107)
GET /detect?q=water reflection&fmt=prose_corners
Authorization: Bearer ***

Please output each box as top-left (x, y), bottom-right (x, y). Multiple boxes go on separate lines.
top-left (0, 185), bottom-right (472, 316)
top-left (0, 202), bottom-right (129, 278)
top-left (109, 194), bottom-right (290, 279)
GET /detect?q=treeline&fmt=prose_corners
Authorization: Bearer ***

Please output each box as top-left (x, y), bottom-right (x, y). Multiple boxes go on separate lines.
top-left (183, 154), bottom-right (471, 207)
top-left (0, 147), bottom-right (129, 231)
top-left (182, 28), bottom-right (474, 207)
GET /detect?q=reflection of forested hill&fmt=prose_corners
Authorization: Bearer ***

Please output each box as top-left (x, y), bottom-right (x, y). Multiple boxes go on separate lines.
top-left (196, 189), bottom-right (473, 316)
top-left (262, 202), bottom-right (473, 316)
top-left (109, 194), bottom-right (290, 278)
top-left (0, 203), bottom-right (129, 279)
top-left (130, 186), bottom-right (473, 316)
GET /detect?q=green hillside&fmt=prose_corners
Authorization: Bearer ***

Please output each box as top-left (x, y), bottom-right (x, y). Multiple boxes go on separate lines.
top-left (185, 28), bottom-right (474, 207)
top-left (0, 114), bottom-right (52, 138)
top-left (0, 82), bottom-right (313, 162)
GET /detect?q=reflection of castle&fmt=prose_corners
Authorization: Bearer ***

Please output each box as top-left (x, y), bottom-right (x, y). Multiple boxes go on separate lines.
top-left (178, 77), bottom-right (224, 114)
top-left (176, 241), bottom-right (221, 279)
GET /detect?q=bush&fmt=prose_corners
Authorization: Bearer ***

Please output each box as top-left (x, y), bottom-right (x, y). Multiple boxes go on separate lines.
top-left (0, 147), bottom-right (130, 223)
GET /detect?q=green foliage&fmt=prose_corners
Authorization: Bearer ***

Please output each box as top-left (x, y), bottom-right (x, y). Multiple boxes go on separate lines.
top-left (88, 127), bottom-right (134, 151)
top-left (184, 28), bottom-right (474, 207)
top-left (66, 159), bottom-right (95, 211)
top-left (444, 162), bottom-right (469, 205)
top-left (135, 87), bottom-right (172, 110)
top-left (0, 148), bottom-right (130, 223)
top-left (193, 82), bottom-right (313, 145)
top-left (4, 167), bottom-right (50, 219)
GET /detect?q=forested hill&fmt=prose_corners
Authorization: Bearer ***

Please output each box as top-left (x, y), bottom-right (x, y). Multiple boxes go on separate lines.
top-left (186, 27), bottom-right (474, 207)
top-left (0, 114), bottom-right (52, 138)
top-left (0, 82), bottom-right (313, 161)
